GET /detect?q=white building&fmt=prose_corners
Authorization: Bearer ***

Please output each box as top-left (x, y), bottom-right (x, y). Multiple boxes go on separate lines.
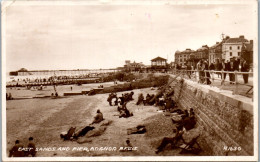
top-left (222, 35), bottom-right (249, 62)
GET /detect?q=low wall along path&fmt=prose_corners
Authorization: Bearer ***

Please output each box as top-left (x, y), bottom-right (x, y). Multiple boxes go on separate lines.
top-left (170, 75), bottom-right (253, 156)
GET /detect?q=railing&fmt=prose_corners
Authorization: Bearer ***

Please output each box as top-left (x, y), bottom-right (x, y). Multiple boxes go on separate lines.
top-left (169, 69), bottom-right (253, 97)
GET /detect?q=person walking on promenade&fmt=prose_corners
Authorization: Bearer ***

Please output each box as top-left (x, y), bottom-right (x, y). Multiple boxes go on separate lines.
top-left (241, 58), bottom-right (250, 84)
top-left (215, 59), bottom-right (221, 78)
top-left (234, 56), bottom-right (241, 71)
top-left (202, 60), bottom-right (211, 85)
top-left (209, 62), bottom-right (215, 70)
top-left (197, 60), bottom-right (203, 83)
top-left (186, 63), bottom-right (192, 79)
top-left (226, 58), bottom-right (235, 84)
top-left (220, 59), bottom-right (227, 81)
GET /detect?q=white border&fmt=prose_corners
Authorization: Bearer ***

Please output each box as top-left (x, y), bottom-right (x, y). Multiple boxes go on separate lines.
top-left (1, 0), bottom-right (258, 161)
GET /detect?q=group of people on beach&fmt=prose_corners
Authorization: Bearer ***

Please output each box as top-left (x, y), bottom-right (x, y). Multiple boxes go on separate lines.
top-left (155, 107), bottom-right (198, 154)
top-left (9, 137), bottom-right (36, 157)
top-left (132, 85), bottom-right (199, 154)
top-left (107, 92), bottom-right (134, 106)
top-left (136, 86), bottom-right (176, 112)
top-left (107, 92), bottom-right (135, 118)
top-left (9, 79), bottom-right (198, 157)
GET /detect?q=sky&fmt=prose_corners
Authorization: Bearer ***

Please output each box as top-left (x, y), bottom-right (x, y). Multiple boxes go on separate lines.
top-left (3, 1), bottom-right (257, 72)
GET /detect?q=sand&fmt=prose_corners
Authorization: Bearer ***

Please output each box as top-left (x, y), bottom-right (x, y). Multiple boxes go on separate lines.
top-left (6, 83), bottom-right (200, 157)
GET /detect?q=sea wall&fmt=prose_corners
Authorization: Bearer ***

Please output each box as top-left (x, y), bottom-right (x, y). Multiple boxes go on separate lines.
top-left (170, 75), bottom-right (254, 156)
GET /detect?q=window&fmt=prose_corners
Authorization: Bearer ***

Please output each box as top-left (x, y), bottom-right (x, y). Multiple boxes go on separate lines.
top-left (230, 52), bottom-right (232, 56)
top-left (238, 46), bottom-right (240, 50)
top-left (230, 46), bottom-right (232, 50)
top-left (238, 52), bottom-right (241, 56)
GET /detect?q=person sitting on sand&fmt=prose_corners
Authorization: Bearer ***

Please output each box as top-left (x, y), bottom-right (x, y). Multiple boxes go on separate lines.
top-left (127, 92), bottom-right (134, 101)
top-left (114, 94), bottom-right (118, 106)
top-left (9, 140), bottom-right (25, 157)
top-left (136, 93), bottom-right (144, 105)
top-left (144, 94), bottom-right (151, 105)
top-left (182, 115), bottom-right (196, 131)
top-left (171, 109), bottom-right (196, 131)
top-left (155, 128), bottom-right (184, 154)
top-left (118, 103), bottom-right (133, 118)
top-left (147, 94), bottom-right (156, 105)
top-left (107, 93), bottom-right (113, 106)
top-left (165, 97), bottom-right (175, 111)
top-left (146, 94), bottom-right (151, 101)
top-left (91, 109), bottom-right (104, 124)
top-left (26, 137), bottom-right (36, 157)
top-left (119, 138), bottom-right (133, 152)
top-left (119, 107), bottom-right (131, 118)
top-left (119, 95), bottom-right (125, 105)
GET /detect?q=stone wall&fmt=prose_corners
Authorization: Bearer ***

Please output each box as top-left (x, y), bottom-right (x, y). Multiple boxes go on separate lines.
top-left (170, 76), bottom-right (254, 156)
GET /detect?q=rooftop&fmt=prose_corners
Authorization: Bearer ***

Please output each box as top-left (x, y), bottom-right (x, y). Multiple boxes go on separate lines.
top-left (197, 46), bottom-right (209, 51)
top-left (224, 36), bottom-right (249, 44)
top-left (181, 49), bottom-right (194, 53)
top-left (209, 42), bottom-right (222, 49)
top-left (175, 50), bottom-right (181, 54)
top-left (151, 56), bottom-right (167, 61)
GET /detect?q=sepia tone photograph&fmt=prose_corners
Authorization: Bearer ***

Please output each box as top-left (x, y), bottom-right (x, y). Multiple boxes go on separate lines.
top-left (1, 0), bottom-right (258, 161)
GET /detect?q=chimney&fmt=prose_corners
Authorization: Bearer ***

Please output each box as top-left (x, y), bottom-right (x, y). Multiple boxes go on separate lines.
top-left (239, 35), bottom-right (244, 39)
top-left (250, 40), bottom-right (253, 44)
top-left (225, 36), bottom-right (230, 40)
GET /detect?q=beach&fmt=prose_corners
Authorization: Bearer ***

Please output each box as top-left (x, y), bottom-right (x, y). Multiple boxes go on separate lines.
top-left (6, 82), bottom-right (191, 156)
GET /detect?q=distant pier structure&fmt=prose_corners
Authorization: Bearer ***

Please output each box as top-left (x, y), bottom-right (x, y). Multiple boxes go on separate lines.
top-left (14, 69), bottom-right (120, 76)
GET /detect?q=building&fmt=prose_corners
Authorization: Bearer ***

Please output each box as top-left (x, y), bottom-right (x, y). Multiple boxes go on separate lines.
top-left (222, 35), bottom-right (249, 62)
top-left (209, 42), bottom-right (223, 64)
top-left (183, 45), bottom-right (209, 69)
top-left (174, 49), bottom-right (194, 67)
top-left (194, 45), bottom-right (209, 60)
top-left (151, 56), bottom-right (167, 70)
top-left (241, 40), bottom-right (253, 65)
top-left (124, 60), bottom-right (145, 72)
top-left (174, 50), bottom-right (181, 65)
